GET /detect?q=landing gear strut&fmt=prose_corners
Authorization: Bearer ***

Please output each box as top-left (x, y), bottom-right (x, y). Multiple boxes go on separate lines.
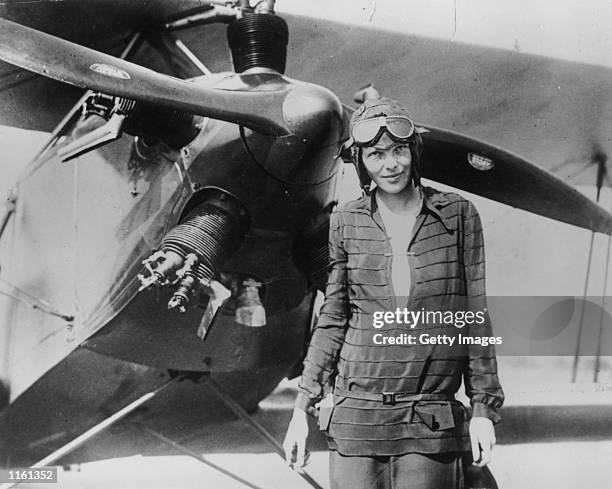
top-left (0, 374), bottom-right (325, 489)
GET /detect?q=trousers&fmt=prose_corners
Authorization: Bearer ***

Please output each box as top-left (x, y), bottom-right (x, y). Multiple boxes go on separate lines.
top-left (329, 451), bottom-right (498, 489)
top-left (329, 451), bottom-right (461, 489)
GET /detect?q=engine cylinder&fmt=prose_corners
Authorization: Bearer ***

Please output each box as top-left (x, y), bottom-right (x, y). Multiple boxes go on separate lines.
top-left (162, 198), bottom-right (247, 284)
top-left (138, 189), bottom-right (249, 311)
top-left (293, 210), bottom-right (332, 291)
top-left (123, 102), bottom-right (199, 149)
top-left (227, 12), bottom-right (288, 74)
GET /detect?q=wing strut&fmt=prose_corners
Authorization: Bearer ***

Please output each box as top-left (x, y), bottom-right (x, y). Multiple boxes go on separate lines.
top-left (0, 190), bottom-right (16, 243)
top-left (144, 27), bottom-right (211, 77)
top-left (201, 375), bottom-right (326, 489)
top-left (0, 377), bottom-right (179, 489)
top-left (132, 423), bottom-right (266, 489)
top-left (593, 233), bottom-right (612, 382)
top-left (571, 153), bottom-right (610, 382)
top-left (0, 373), bottom-right (270, 489)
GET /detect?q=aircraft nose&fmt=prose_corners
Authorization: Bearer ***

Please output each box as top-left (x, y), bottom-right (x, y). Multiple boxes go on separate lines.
top-left (282, 83), bottom-right (343, 145)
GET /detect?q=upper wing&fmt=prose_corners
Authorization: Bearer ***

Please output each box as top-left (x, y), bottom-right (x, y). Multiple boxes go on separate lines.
top-left (420, 126), bottom-right (612, 235)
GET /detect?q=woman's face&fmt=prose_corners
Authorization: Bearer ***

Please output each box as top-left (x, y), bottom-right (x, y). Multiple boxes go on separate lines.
top-left (361, 133), bottom-right (413, 194)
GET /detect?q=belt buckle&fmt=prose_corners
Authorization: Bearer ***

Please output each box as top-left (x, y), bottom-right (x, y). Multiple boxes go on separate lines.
top-left (382, 392), bottom-right (396, 405)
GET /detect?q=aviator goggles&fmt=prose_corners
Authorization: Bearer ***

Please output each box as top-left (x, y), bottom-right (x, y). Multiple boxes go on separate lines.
top-left (351, 115), bottom-right (416, 146)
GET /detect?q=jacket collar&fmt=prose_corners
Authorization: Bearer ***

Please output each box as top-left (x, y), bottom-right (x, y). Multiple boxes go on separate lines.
top-left (354, 186), bottom-right (456, 233)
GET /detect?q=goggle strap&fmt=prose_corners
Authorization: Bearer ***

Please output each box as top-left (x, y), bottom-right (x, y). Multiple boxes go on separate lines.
top-left (335, 137), bottom-right (355, 160)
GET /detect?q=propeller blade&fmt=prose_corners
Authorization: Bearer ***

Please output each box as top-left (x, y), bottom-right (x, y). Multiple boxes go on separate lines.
top-left (0, 18), bottom-right (290, 135)
top-left (420, 126), bottom-right (612, 235)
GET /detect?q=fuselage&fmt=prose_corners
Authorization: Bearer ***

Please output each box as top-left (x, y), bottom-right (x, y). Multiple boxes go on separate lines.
top-left (0, 68), bottom-right (344, 466)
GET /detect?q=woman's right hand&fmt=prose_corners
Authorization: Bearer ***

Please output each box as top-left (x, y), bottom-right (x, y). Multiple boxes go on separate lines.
top-left (283, 407), bottom-right (310, 472)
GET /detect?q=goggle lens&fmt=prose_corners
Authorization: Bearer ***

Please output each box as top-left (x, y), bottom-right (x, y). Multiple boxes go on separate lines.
top-left (352, 116), bottom-right (415, 145)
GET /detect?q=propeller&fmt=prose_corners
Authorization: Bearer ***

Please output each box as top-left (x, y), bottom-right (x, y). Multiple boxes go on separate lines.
top-left (0, 17), bottom-right (294, 135)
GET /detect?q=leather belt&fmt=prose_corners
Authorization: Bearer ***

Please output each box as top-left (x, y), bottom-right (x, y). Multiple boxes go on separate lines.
top-left (334, 388), bottom-right (453, 406)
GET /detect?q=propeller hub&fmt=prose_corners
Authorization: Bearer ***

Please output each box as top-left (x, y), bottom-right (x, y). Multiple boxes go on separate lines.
top-left (283, 84), bottom-right (344, 145)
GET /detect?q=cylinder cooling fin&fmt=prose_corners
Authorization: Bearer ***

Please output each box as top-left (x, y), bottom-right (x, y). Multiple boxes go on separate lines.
top-left (123, 102), bottom-right (199, 150)
top-left (298, 238), bottom-right (329, 292)
top-left (293, 207), bottom-right (333, 292)
top-left (138, 189), bottom-right (249, 312)
top-left (227, 12), bottom-right (289, 74)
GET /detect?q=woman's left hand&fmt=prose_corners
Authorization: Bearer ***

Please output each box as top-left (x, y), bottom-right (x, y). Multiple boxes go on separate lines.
top-left (469, 417), bottom-right (496, 467)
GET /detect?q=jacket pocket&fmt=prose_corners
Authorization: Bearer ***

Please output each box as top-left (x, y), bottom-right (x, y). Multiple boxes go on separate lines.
top-left (413, 402), bottom-right (456, 431)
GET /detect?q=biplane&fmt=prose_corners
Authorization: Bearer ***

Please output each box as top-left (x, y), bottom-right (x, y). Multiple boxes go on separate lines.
top-left (0, 0), bottom-right (610, 484)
